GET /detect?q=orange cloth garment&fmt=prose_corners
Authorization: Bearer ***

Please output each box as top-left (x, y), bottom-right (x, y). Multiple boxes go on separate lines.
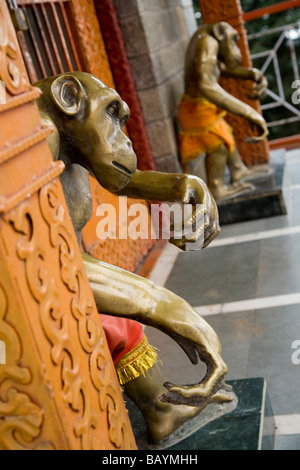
top-left (178, 95), bottom-right (235, 163)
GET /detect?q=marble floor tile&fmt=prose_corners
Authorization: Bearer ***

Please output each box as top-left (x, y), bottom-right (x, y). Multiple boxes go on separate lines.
top-left (257, 233), bottom-right (300, 298)
top-left (247, 305), bottom-right (300, 416)
top-left (276, 434), bottom-right (300, 450)
top-left (265, 188), bottom-right (300, 230)
top-left (164, 240), bottom-right (261, 307)
top-left (219, 218), bottom-right (267, 239)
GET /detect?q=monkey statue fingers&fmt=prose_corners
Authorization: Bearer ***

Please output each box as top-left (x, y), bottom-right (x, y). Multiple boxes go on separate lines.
top-left (122, 171), bottom-right (220, 251)
top-left (247, 68), bottom-right (268, 100)
top-left (170, 175), bottom-right (220, 251)
top-left (244, 113), bottom-right (269, 143)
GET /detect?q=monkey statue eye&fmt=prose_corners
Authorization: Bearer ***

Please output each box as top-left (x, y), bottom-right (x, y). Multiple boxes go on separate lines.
top-left (120, 114), bottom-right (129, 128)
top-left (106, 101), bottom-right (119, 118)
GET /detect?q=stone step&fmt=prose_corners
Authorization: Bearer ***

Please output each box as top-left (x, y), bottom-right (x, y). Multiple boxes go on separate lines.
top-left (218, 151), bottom-right (287, 225)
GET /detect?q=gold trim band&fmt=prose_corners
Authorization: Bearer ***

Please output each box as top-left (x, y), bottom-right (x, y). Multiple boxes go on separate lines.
top-left (115, 337), bottom-right (158, 385)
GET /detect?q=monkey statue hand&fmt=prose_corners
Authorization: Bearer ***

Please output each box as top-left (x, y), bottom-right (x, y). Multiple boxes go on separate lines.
top-left (247, 68), bottom-right (268, 100)
top-left (169, 175), bottom-right (220, 251)
top-left (153, 288), bottom-right (229, 407)
top-left (120, 171), bottom-right (220, 251)
top-left (244, 111), bottom-right (269, 143)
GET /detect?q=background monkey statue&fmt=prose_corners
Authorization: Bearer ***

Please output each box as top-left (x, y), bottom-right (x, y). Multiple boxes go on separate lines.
top-left (35, 72), bottom-right (237, 448)
top-left (178, 22), bottom-right (271, 201)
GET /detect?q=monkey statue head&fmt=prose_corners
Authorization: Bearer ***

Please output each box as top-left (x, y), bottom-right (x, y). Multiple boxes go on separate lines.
top-left (34, 72), bottom-right (137, 194)
top-left (211, 22), bottom-right (243, 71)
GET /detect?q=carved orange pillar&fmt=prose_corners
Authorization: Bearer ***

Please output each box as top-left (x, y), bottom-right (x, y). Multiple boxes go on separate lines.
top-left (198, 0), bottom-right (271, 165)
top-left (0, 1), bottom-right (136, 450)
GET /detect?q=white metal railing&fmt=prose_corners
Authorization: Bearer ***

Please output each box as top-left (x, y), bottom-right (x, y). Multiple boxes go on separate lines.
top-left (248, 21), bottom-right (300, 129)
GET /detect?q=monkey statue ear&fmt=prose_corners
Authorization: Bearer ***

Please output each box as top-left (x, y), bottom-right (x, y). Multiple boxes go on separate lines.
top-left (51, 74), bottom-right (85, 116)
top-left (212, 22), bottom-right (227, 43)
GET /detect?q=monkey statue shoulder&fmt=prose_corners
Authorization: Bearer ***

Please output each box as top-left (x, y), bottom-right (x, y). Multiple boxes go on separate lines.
top-left (179, 22), bottom-right (271, 201)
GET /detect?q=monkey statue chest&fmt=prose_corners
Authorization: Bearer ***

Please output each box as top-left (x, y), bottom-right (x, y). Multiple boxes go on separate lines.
top-left (59, 163), bottom-right (93, 239)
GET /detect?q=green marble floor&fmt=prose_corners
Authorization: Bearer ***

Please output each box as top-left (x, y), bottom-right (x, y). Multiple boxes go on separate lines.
top-left (143, 149), bottom-right (300, 451)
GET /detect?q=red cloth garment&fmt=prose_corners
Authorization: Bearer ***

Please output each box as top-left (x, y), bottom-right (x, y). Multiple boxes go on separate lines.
top-left (100, 314), bottom-right (145, 365)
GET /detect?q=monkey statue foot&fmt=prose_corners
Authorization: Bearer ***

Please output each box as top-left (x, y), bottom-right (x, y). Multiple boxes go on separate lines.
top-left (210, 181), bottom-right (255, 201)
top-left (124, 365), bottom-right (237, 449)
top-left (231, 164), bottom-right (273, 183)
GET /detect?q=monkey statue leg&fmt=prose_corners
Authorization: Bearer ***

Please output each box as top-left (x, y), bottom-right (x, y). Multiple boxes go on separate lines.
top-left (83, 252), bottom-right (237, 446)
top-left (205, 144), bottom-right (254, 200)
top-left (228, 146), bottom-right (272, 183)
top-left (82, 252), bottom-right (234, 407)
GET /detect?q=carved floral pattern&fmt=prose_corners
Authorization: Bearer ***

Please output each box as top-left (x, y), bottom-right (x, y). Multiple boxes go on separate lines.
top-left (4, 180), bottom-right (134, 450)
top-left (0, 0), bottom-right (134, 450)
top-left (38, 179), bottom-right (134, 449)
top-left (0, 2), bottom-right (28, 95)
top-left (0, 279), bottom-right (52, 450)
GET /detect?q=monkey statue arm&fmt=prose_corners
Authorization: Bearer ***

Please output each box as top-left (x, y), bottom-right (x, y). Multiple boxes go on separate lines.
top-left (118, 169), bottom-right (220, 250)
top-left (219, 64), bottom-right (268, 100)
top-left (196, 59), bottom-right (268, 142)
top-left (83, 251), bottom-right (228, 406)
top-left (187, 33), bottom-right (268, 143)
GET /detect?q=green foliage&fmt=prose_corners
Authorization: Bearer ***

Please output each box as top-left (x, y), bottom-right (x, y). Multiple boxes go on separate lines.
top-left (241, 0), bottom-right (285, 13)
top-left (192, 0), bottom-right (202, 25)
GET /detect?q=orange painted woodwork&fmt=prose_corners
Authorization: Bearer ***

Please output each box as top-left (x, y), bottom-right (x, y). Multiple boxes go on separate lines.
top-left (0, 0), bottom-right (136, 450)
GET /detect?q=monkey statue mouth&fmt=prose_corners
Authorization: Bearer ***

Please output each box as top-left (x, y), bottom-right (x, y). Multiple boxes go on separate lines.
top-left (112, 160), bottom-right (134, 178)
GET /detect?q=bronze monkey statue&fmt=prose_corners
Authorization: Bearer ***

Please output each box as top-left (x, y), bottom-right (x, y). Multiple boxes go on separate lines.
top-left (178, 22), bottom-right (271, 200)
top-left (35, 72), bottom-right (236, 447)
